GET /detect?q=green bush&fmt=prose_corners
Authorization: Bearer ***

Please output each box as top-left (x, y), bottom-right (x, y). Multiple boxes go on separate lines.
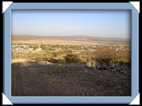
top-left (40, 44), bottom-right (46, 50)
top-left (64, 54), bottom-right (81, 63)
top-left (53, 52), bottom-right (61, 57)
top-left (33, 45), bottom-right (38, 50)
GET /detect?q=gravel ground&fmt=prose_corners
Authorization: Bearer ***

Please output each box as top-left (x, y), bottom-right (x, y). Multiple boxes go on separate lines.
top-left (12, 60), bottom-right (131, 96)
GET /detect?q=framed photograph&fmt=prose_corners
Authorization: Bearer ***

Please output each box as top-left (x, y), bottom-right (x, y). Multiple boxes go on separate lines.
top-left (3, 2), bottom-right (139, 104)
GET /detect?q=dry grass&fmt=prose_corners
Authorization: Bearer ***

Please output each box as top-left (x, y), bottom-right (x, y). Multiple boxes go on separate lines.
top-left (11, 36), bottom-right (131, 96)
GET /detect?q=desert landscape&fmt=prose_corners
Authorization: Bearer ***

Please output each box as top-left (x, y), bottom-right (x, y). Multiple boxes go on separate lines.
top-left (11, 36), bottom-right (131, 96)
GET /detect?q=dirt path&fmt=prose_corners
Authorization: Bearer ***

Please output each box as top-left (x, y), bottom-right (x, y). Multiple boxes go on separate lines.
top-left (12, 63), bottom-right (24, 95)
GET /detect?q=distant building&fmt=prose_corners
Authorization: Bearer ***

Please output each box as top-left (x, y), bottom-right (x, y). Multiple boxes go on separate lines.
top-left (16, 47), bottom-right (24, 51)
top-left (11, 45), bottom-right (17, 48)
top-left (72, 51), bottom-right (81, 54)
top-left (23, 45), bottom-right (28, 48)
top-left (36, 48), bottom-right (42, 51)
top-left (55, 48), bottom-right (62, 51)
top-left (28, 48), bottom-right (33, 51)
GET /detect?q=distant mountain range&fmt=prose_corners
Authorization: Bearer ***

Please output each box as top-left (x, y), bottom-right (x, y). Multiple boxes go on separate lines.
top-left (48, 35), bottom-right (130, 42)
top-left (12, 35), bottom-right (130, 42)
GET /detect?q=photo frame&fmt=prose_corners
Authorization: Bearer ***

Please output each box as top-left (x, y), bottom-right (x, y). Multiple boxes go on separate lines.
top-left (3, 2), bottom-right (139, 104)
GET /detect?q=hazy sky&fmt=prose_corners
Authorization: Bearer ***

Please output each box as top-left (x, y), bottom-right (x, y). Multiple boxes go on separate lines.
top-left (12, 10), bottom-right (131, 38)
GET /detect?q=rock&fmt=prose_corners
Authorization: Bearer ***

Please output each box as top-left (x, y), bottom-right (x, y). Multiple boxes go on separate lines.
top-left (93, 67), bottom-right (97, 70)
top-left (49, 72), bottom-right (52, 74)
top-left (67, 71), bottom-right (71, 73)
top-left (46, 61), bottom-right (53, 64)
top-left (117, 86), bottom-right (121, 89)
top-left (111, 67), bottom-right (114, 69)
top-left (68, 67), bottom-right (74, 71)
top-left (96, 64), bottom-right (101, 69)
top-left (120, 70), bottom-right (126, 74)
top-left (80, 67), bottom-right (84, 70)
top-left (102, 64), bottom-right (107, 68)
top-left (112, 69), bottom-right (116, 72)
top-left (102, 65), bottom-right (107, 70)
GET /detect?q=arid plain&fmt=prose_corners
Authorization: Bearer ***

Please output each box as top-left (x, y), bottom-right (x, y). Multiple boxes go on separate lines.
top-left (11, 36), bottom-right (131, 96)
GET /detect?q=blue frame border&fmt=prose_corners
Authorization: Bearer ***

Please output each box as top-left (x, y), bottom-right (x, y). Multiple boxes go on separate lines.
top-left (4, 3), bottom-right (139, 104)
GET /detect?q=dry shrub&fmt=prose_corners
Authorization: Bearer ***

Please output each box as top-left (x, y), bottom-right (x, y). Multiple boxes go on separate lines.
top-left (48, 58), bottom-right (59, 63)
top-left (64, 54), bottom-right (81, 63)
top-left (95, 46), bottom-right (131, 68)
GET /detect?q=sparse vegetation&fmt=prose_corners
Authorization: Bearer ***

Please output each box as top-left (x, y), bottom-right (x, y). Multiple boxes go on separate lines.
top-left (11, 43), bottom-right (131, 69)
top-left (94, 47), bottom-right (131, 68)
top-left (11, 36), bottom-right (131, 96)
top-left (64, 54), bottom-right (81, 63)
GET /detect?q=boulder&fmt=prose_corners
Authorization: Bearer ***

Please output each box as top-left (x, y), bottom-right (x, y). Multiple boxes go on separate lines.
top-left (102, 64), bottom-right (107, 70)
top-left (112, 69), bottom-right (116, 73)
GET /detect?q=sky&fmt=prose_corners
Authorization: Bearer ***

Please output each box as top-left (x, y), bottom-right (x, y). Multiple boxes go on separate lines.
top-left (12, 10), bottom-right (131, 38)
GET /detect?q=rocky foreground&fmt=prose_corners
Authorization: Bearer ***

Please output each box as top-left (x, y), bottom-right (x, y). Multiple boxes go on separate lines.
top-left (12, 59), bottom-right (131, 96)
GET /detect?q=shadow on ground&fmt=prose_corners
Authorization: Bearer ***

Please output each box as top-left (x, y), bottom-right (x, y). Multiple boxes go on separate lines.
top-left (12, 61), bottom-right (131, 96)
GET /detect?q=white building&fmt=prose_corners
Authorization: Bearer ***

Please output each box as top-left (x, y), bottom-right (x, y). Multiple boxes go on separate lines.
top-left (72, 51), bottom-right (81, 54)
top-left (36, 48), bottom-right (42, 51)
top-left (28, 48), bottom-right (33, 51)
top-left (16, 47), bottom-right (24, 51)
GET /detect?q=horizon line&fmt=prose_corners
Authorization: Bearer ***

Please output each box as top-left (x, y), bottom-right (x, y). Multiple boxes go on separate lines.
top-left (12, 35), bottom-right (130, 39)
